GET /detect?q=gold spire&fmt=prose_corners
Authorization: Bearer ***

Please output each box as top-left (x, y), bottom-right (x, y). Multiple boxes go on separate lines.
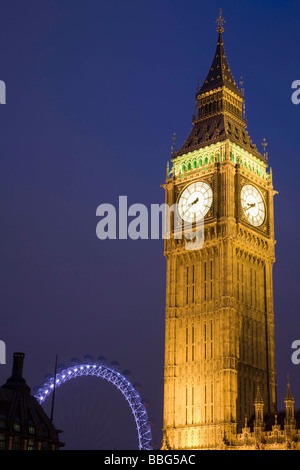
top-left (239, 76), bottom-right (244, 96)
top-left (262, 138), bottom-right (268, 156)
top-left (240, 76), bottom-right (246, 121)
top-left (171, 132), bottom-right (176, 157)
top-left (216, 8), bottom-right (225, 33)
top-left (285, 374), bottom-right (294, 403)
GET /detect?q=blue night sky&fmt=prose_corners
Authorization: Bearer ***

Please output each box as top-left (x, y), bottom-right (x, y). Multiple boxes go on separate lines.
top-left (0, 0), bottom-right (300, 449)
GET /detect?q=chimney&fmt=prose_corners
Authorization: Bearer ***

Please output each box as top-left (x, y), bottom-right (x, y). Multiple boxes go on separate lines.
top-left (2, 352), bottom-right (30, 393)
top-left (12, 352), bottom-right (25, 378)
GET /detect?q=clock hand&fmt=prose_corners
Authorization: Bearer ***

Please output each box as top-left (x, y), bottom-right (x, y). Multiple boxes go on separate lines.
top-left (182, 198), bottom-right (199, 216)
top-left (245, 202), bottom-right (256, 210)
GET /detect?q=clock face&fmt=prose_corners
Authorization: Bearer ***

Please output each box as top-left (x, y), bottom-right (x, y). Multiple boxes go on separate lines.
top-left (241, 184), bottom-right (265, 227)
top-left (178, 181), bottom-right (213, 223)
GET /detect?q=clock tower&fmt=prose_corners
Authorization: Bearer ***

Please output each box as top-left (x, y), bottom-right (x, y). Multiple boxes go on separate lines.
top-left (162, 11), bottom-right (277, 449)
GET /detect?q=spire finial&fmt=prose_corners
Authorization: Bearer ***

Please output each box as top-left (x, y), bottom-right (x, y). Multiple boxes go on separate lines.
top-left (285, 373), bottom-right (294, 400)
top-left (262, 138), bottom-right (267, 156)
top-left (239, 76), bottom-right (244, 96)
top-left (240, 76), bottom-right (246, 121)
top-left (216, 8), bottom-right (225, 33)
top-left (254, 377), bottom-right (264, 404)
top-left (171, 132), bottom-right (177, 157)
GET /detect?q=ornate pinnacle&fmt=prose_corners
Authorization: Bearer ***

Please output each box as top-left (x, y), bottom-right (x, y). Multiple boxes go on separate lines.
top-left (255, 377), bottom-right (264, 404)
top-left (262, 138), bottom-right (267, 156)
top-left (239, 76), bottom-right (244, 96)
top-left (240, 76), bottom-right (246, 121)
top-left (171, 132), bottom-right (176, 157)
top-left (216, 8), bottom-right (225, 33)
top-left (285, 374), bottom-right (294, 403)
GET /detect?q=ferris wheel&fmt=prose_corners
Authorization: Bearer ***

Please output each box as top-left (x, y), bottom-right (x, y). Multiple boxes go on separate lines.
top-left (34, 356), bottom-right (153, 450)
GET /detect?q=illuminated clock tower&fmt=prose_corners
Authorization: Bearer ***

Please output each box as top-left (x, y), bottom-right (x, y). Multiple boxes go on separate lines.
top-left (162, 11), bottom-right (277, 450)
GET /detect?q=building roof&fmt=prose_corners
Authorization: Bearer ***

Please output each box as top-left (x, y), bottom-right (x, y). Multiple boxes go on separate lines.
top-left (198, 30), bottom-right (243, 99)
top-left (173, 11), bottom-right (266, 163)
top-left (174, 113), bottom-right (263, 160)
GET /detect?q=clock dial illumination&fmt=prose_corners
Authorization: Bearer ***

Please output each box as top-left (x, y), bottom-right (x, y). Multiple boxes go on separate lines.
top-left (241, 184), bottom-right (265, 227)
top-left (178, 181), bottom-right (213, 223)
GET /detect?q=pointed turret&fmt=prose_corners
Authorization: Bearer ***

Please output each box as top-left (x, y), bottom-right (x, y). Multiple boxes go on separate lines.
top-left (284, 379), bottom-right (296, 447)
top-left (174, 10), bottom-right (265, 162)
top-left (199, 10), bottom-right (242, 98)
top-left (254, 383), bottom-right (264, 427)
top-left (284, 380), bottom-right (296, 425)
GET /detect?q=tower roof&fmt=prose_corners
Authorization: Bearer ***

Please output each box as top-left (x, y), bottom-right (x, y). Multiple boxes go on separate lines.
top-left (198, 29), bottom-right (243, 99)
top-left (173, 10), bottom-right (266, 162)
top-left (254, 384), bottom-right (264, 405)
top-left (285, 381), bottom-right (295, 403)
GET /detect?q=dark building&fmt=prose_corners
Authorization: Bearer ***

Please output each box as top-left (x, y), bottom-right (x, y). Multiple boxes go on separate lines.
top-left (0, 352), bottom-right (64, 450)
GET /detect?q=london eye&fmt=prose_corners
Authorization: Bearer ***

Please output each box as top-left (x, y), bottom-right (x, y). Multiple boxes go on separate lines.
top-left (34, 356), bottom-right (153, 450)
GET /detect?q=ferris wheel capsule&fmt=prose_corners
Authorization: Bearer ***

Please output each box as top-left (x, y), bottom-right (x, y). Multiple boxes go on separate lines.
top-left (71, 357), bottom-right (80, 365)
top-left (97, 356), bottom-right (107, 364)
top-left (84, 355), bottom-right (94, 363)
top-left (142, 398), bottom-right (150, 407)
top-left (133, 382), bottom-right (142, 391)
top-left (110, 361), bottom-right (120, 370)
